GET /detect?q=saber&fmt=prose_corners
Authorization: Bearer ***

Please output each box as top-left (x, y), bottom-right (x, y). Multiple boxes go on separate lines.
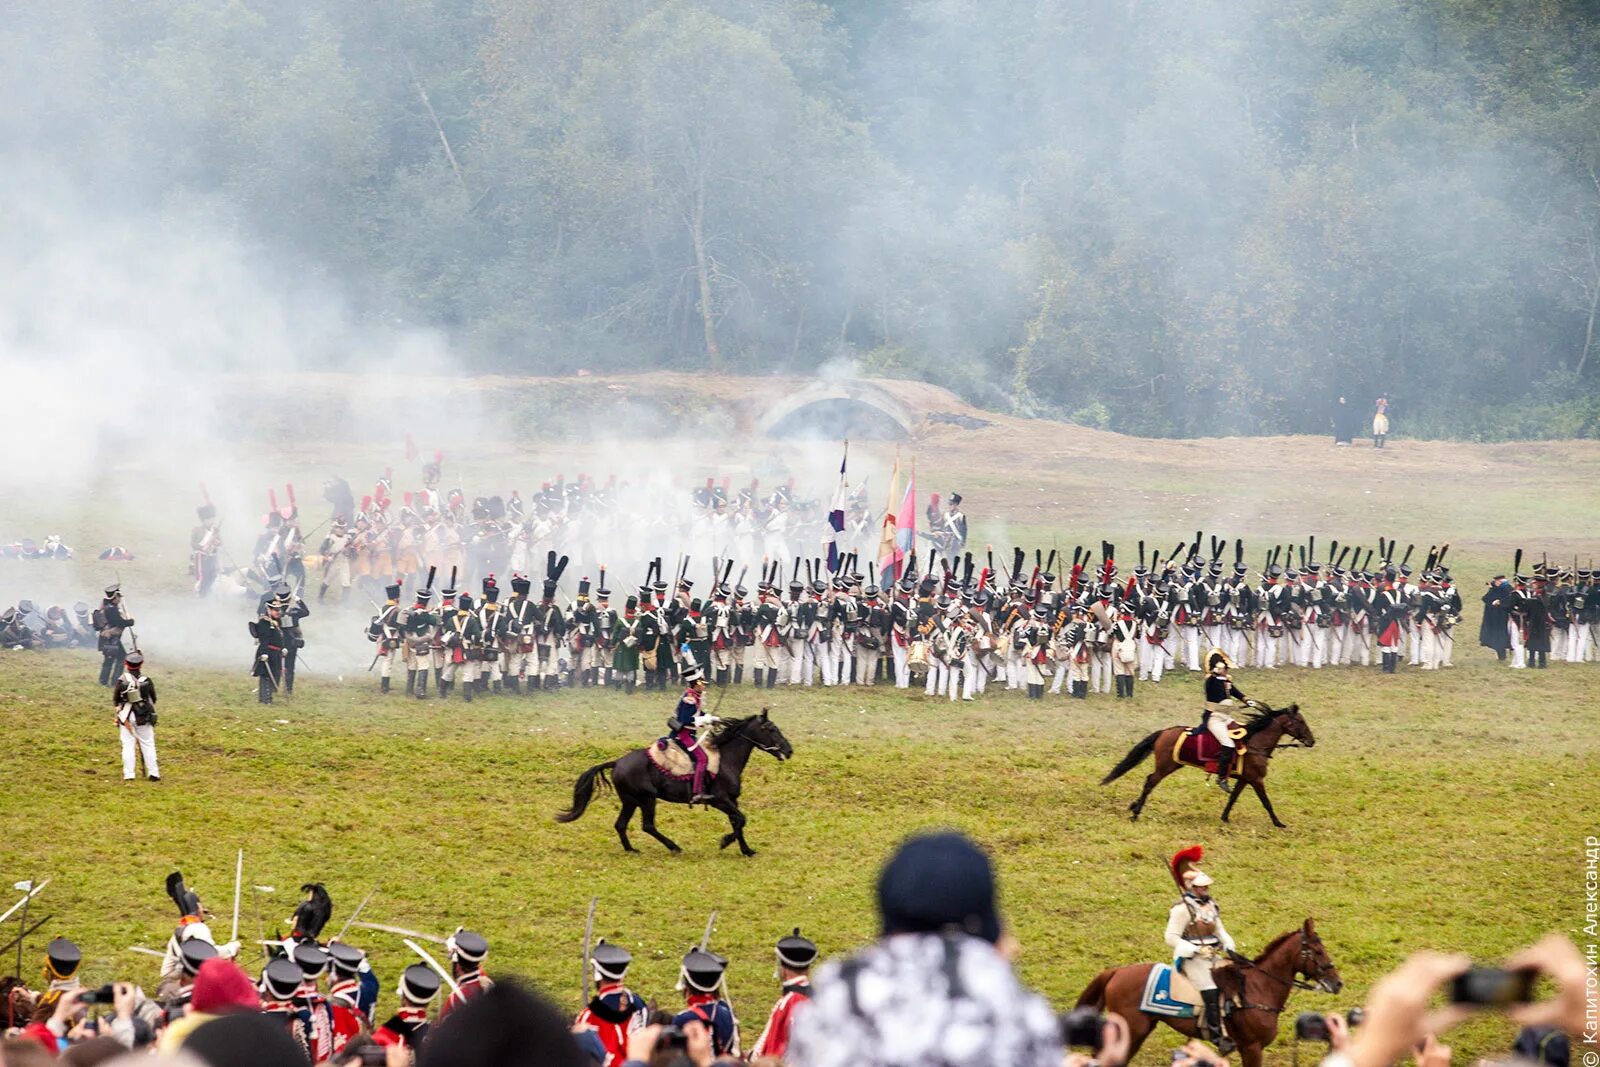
top-left (404, 938), bottom-right (461, 996)
top-left (230, 849), bottom-right (243, 944)
top-left (127, 946), bottom-right (166, 958)
top-left (581, 897), bottom-right (597, 1006)
top-left (348, 921), bottom-right (446, 944)
top-left (699, 909), bottom-right (718, 952)
top-left (334, 883), bottom-right (381, 942)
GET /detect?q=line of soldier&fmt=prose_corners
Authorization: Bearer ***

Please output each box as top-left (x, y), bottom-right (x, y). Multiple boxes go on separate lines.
top-left (1479, 552), bottom-right (1600, 667)
top-left (354, 535), bottom-right (1482, 702)
top-left (13, 876), bottom-right (816, 1066)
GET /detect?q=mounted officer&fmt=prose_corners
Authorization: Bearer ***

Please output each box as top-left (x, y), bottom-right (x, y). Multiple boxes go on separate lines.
top-left (1197, 648), bottom-right (1246, 792)
top-left (1165, 845), bottom-right (1237, 1055)
top-left (670, 652), bottom-right (716, 804)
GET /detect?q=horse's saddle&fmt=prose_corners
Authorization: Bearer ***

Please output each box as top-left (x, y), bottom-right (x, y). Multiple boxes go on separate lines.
top-left (1140, 963), bottom-right (1202, 1018)
top-left (1175, 726), bottom-right (1246, 772)
top-left (649, 738), bottom-right (721, 780)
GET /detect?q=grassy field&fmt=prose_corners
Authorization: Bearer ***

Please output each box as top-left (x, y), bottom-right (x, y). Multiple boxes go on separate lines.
top-left (1, 647), bottom-right (1593, 1063)
top-left (2, 372), bottom-right (1597, 1062)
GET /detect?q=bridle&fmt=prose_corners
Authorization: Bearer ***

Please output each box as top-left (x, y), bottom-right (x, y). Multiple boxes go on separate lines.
top-left (1230, 930), bottom-right (1334, 1008)
top-left (1242, 705), bottom-right (1311, 755)
top-left (720, 717), bottom-right (789, 759)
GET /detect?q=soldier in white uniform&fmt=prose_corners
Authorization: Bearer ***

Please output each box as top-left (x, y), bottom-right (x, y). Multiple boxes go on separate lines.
top-left (113, 651), bottom-right (160, 781)
top-left (318, 518), bottom-right (354, 602)
top-left (1164, 846), bottom-right (1236, 1055)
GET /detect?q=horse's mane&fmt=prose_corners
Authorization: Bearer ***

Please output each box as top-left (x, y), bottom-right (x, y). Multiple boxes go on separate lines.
top-left (710, 714), bottom-right (759, 743)
top-left (1241, 703), bottom-right (1290, 737)
top-left (1253, 927), bottom-right (1302, 962)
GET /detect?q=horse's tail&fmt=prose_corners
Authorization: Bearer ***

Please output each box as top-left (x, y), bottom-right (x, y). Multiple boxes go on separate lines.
top-left (1075, 967), bottom-right (1115, 1009)
top-left (554, 760), bottom-right (618, 823)
top-left (1101, 730), bottom-right (1162, 784)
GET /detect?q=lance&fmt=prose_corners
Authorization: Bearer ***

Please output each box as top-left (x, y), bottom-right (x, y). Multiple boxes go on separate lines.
top-left (0, 880), bottom-right (49, 928)
top-left (0, 915), bottom-right (51, 960)
top-left (13, 877), bottom-right (37, 978)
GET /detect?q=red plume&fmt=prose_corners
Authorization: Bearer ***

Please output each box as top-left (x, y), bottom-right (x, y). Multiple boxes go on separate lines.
top-left (268, 488), bottom-right (279, 511)
top-left (404, 433), bottom-right (418, 461)
top-left (434, 450), bottom-right (443, 463)
top-left (1170, 845), bottom-right (1205, 890)
top-left (285, 483), bottom-right (297, 507)
top-left (360, 495), bottom-right (372, 512)
top-left (403, 491), bottom-right (413, 506)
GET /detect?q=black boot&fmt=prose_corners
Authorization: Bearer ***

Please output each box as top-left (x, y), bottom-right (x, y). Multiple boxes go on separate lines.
top-left (1073, 680), bottom-right (1087, 698)
top-left (381, 675), bottom-right (391, 693)
top-left (405, 670), bottom-right (416, 696)
top-left (491, 679), bottom-right (502, 694)
top-left (259, 676), bottom-right (274, 704)
top-left (1215, 748), bottom-right (1235, 794)
top-left (318, 583), bottom-right (328, 603)
top-left (1201, 989), bottom-right (1234, 1055)
top-left (462, 678), bottom-right (475, 702)
top-left (734, 665), bottom-right (743, 685)
top-left (415, 671), bottom-right (428, 698)
top-left (1125, 676), bottom-right (1135, 699)
top-left (435, 669), bottom-right (444, 694)
top-left (439, 679), bottom-right (450, 700)
top-left (768, 669), bottom-right (777, 689)
top-left (625, 678), bottom-right (635, 694)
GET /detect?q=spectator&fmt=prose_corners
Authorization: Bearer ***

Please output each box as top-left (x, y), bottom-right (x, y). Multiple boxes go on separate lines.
top-left (183, 1012), bottom-right (311, 1067)
top-left (788, 830), bottom-right (1062, 1067)
top-left (159, 959), bottom-right (261, 1053)
top-left (420, 979), bottom-right (593, 1067)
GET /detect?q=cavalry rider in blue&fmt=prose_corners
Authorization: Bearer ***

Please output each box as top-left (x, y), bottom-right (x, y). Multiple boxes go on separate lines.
top-left (671, 648), bottom-right (717, 805)
top-left (1198, 648), bottom-right (1247, 793)
top-left (1165, 845), bottom-right (1237, 1056)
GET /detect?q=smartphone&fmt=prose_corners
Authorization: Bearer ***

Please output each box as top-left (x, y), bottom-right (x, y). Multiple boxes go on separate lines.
top-left (1449, 967), bottom-right (1536, 1006)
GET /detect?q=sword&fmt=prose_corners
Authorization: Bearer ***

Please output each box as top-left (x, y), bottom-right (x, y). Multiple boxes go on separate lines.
top-left (126, 946), bottom-right (166, 959)
top-left (581, 897), bottom-right (597, 1006)
top-left (699, 909), bottom-right (718, 952)
top-left (347, 921), bottom-right (446, 944)
top-left (334, 884), bottom-right (382, 942)
top-left (404, 938), bottom-right (461, 996)
top-left (230, 849), bottom-right (243, 944)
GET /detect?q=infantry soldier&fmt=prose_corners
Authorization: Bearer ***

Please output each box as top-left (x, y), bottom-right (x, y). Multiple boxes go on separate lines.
top-left (441, 928), bottom-right (493, 1017)
top-left (749, 928), bottom-right (816, 1061)
top-left (368, 582), bottom-right (406, 693)
top-left (535, 554), bottom-right (570, 691)
top-left (1165, 846), bottom-right (1237, 1055)
top-left (613, 593), bottom-right (643, 693)
top-left (405, 584), bottom-right (440, 698)
top-left (317, 517), bottom-right (355, 603)
top-left (1111, 608), bottom-right (1139, 698)
top-left (476, 577), bottom-right (508, 693)
top-left (327, 942), bottom-right (378, 1056)
top-left (291, 941), bottom-right (336, 1064)
top-left (575, 940), bottom-right (649, 1067)
top-left (94, 583), bottom-right (135, 686)
top-left (250, 594), bottom-right (286, 705)
top-left (594, 583), bottom-right (617, 687)
top-left (502, 574), bottom-right (536, 693)
top-left (191, 500), bottom-right (223, 598)
top-left (857, 582), bottom-right (887, 688)
top-left (113, 651), bottom-right (160, 781)
top-left (277, 583), bottom-right (310, 696)
top-left (570, 576), bottom-right (600, 687)
top-left (259, 957), bottom-right (311, 1058)
top-left (440, 592), bottom-right (481, 700)
top-left (372, 964), bottom-right (440, 1050)
top-left (676, 948), bottom-right (738, 1057)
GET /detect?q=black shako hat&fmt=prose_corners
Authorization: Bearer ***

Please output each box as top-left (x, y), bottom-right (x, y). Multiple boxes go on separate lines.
top-left (775, 928), bottom-right (818, 970)
top-left (591, 939), bottom-right (631, 980)
top-left (876, 831), bottom-right (1000, 944)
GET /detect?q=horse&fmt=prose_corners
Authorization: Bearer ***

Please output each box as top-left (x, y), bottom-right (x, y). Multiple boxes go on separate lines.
top-left (1075, 919), bottom-right (1342, 1067)
top-left (555, 711), bottom-right (793, 856)
top-left (1101, 702), bottom-right (1314, 827)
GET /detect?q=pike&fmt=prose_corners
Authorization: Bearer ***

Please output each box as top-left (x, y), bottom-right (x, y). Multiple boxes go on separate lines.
top-left (404, 938), bottom-right (461, 996)
top-left (0, 915), bottom-right (51, 960)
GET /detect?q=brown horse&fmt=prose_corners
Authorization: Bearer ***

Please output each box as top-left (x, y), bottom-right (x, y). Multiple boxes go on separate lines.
top-left (1101, 702), bottom-right (1313, 827)
top-left (1075, 919), bottom-right (1342, 1067)
top-left (554, 711), bottom-right (792, 856)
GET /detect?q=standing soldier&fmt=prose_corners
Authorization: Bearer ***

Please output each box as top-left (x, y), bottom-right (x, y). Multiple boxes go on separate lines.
top-left (259, 957), bottom-right (311, 1058)
top-left (441, 592), bottom-right (480, 700)
top-left (675, 949), bottom-right (738, 1058)
top-left (368, 582), bottom-right (406, 693)
top-left (749, 929), bottom-right (816, 1061)
top-left (372, 964), bottom-right (440, 1051)
top-left (441, 929), bottom-right (493, 1017)
top-left (1111, 608), bottom-right (1139, 698)
top-left (191, 499), bottom-right (223, 598)
top-left (857, 582), bottom-right (886, 687)
top-left (575, 941), bottom-right (649, 1067)
top-left (594, 583), bottom-right (617, 687)
top-left (114, 651), bottom-right (160, 781)
top-left (405, 586), bottom-right (439, 699)
top-left (612, 593), bottom-right (643, 693)
top-left (318, 518), bottom-right (354, 603)
top-left (1165, 846), bottom-right (1237, 1056)
top-left (95, 583), bottom-right (135, 686)
top-left (476, 577), bottom-right (507, 694)
top-left (570, 577), bottom-right (599, 687)
top-left (535, 554), bottom-right (570, 691)
top-left (502, 574), bottom-right (536, 693)
top-left (251, 595), bottom-right (287, 704)
top-left (327, 942), bottom-right (378, 1056)
top-left (279, 584), bottom-right (310, 697)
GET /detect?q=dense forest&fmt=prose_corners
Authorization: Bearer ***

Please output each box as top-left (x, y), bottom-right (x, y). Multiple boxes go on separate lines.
top-left (7, 0), bottom-right (1600, 437)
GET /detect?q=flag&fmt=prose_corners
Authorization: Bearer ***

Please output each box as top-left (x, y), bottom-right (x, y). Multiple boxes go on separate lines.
top-left (883, 462), bottom-right (916, 583)
top-left (878, 455), bottom-right (901, 581)
top-left (826, 442), bottom-right (848, 573)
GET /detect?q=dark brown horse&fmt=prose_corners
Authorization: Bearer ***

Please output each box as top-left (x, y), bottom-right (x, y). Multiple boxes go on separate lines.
top-left (555, 711), bottom-right (792, 856)
top-left (1075, 919), bottom-right (1342, 1067)
top-left (1101, 702), bottom-right (1314, 827)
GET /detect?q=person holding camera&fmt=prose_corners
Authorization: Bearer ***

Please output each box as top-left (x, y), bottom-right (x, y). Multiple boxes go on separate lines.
top-left (1165, 847), bottom-right (1237, 1056)
top-left (112, 650), bottom-right (159, 782)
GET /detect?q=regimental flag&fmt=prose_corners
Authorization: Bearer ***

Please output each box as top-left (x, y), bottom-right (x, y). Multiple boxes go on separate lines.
top-left (882, 461), bottom-right (916, 583)
top-left (878, 454), bottom-right (901, 582)
top-left (827, 442), bottom-right (848, 574)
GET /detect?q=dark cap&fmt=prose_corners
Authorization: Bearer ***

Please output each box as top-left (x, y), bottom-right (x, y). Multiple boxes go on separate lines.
top-left (327, 942), bottom-right (365, 974)
top-left (876, 831), bottom-right (1000, 944)
top-left (592, 939), bottom-right (631, 980)
top-left (46, 938), bottom-right (82, 979)
top-left (180, 937), bottom-right (220, 975)
top-left (399, 962), bottom-right (442, 1003)
top-left (448, 929), bottom-right (488, 965)
top-left (680, 948), bottom-right (727, 992)
top-left (260, 957), bottom-right (303, 1000)
top-left (775, 928), bottom-right (818, 970)
top-left (292, 941), bottom-right (330, 978)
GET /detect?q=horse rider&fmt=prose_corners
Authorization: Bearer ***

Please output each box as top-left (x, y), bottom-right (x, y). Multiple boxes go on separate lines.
top-left (1198, 648), bottom-right (1246, 793)
top-left (1165, 845), bottom-right (1236, 1056)
top-left (670, 650), bottom-right (717, 804)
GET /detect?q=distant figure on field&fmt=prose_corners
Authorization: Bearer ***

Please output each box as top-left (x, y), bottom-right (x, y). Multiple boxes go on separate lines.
top-left (1372, 396), bottom-right (1390, 448)
top-left (1332, 396), bottom-right (1358, 445)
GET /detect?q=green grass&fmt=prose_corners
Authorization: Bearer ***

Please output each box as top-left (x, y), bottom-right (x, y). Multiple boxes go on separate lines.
top-left (1, 648), bottom-right (1591, 1063)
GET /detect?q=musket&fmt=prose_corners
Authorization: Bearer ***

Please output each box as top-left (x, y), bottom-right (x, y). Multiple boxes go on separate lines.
top-left (404, 938), bottom-right (461, 996)
top-left (334, 883), bottom-right (381, 942)
top-left (230, 849), bottom-right (244, 944)
top-left (581, 897), bottom-right (597, 1006)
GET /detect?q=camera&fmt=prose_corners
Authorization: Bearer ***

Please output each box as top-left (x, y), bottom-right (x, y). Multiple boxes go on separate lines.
top-left (1060, 1007), bottom-right (1105, 1051)
top-left (656, 1024), bottom-right (689, 1052)
top-left (1294, 1009), bottom-right (1365, 1042)
top-left (79, 984), bottom-right (117, 1006)
top-left (1450, 967), bottom-right (1536, 1006)
top-left (335, 1041), bottom-right (390, 1066)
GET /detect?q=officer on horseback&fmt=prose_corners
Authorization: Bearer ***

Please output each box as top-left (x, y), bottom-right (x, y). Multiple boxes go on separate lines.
top-left (671, 647), bottom-right (717, 805)
top-left (1198, 648), bottom-right (1246, 793)
top-left (1166, 845), bottom-right (1236, 1056)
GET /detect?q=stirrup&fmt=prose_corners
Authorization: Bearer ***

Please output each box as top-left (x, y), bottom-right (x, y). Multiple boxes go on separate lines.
top-left (691, 792), bottom-right (715, 805)
top-left (1215, 774), bottom-right (1233, 794)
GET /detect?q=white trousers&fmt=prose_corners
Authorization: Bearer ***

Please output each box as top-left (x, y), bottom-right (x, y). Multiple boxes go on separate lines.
top-left (892, 641), bottom-right (910, 688)
top-left (121, 724), bottom-right (159, 779)
top-left (1509, 620), bottom-right (1526, 668)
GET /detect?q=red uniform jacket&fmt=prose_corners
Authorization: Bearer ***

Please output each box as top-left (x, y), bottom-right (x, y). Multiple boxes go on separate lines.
top-left (749, 978), bottom-right (812, 1060)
